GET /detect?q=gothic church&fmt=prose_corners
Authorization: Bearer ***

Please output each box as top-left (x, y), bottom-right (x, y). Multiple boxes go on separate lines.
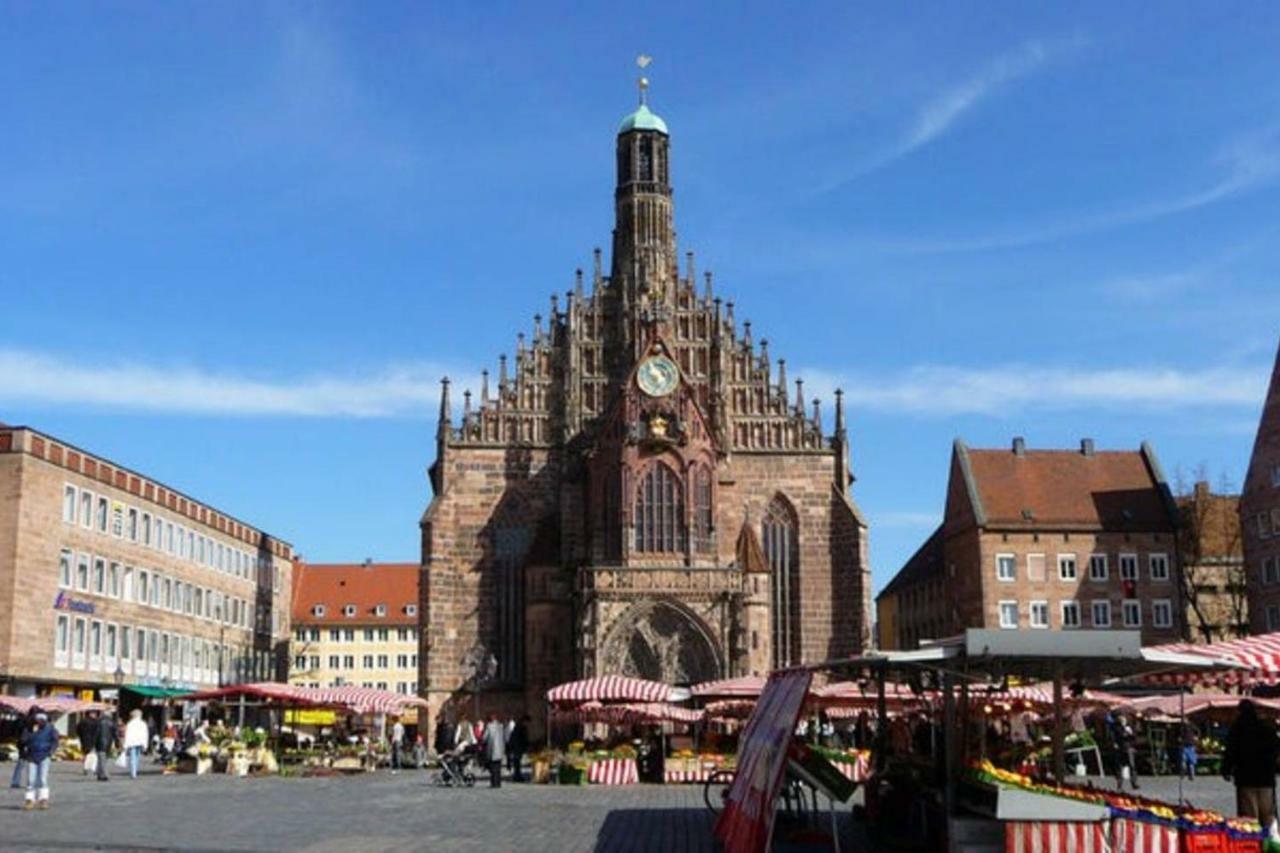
top-left (420, 86), bottom-right (871, 728)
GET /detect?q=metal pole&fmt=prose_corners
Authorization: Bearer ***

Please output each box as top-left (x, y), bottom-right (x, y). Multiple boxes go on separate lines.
top-left (875, 666), bottom-right (888, 771)
top-left (1178, 691), bottom-right (1185, 804)
top-left (1051, 662), bottom-right (1065, 782)
top-left (942, 672), bottom-right (956, 819)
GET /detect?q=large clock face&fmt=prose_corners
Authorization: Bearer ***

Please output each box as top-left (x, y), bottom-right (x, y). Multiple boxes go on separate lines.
top-left (636, 355), bottom-right (679, 397)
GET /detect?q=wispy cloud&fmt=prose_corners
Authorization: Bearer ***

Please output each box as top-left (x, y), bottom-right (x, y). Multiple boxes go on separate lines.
top-left (0, 350), bottom-right (474, 418)
top-left (802, 363), bottom-right (1267, 416)
top-left (862, 122), bottom-right (1280, 253)
top-left (0, 349), bottom-right (1267, 421)
top-left (818, 39), bottom-right (1072, 191)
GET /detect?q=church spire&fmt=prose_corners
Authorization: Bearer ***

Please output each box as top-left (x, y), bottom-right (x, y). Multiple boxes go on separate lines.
top-left (612, 57), bottom-right (676, 328)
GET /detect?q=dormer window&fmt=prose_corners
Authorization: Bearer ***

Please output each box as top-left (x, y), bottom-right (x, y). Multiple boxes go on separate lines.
top-left (374, 604), bottom-right (387, 617)
top-left (343, 604), bottom-right (356, 618)
top-left (312, 605), bottom-right (326, 617)
top-left (405, 605), bottom-right (418, 617)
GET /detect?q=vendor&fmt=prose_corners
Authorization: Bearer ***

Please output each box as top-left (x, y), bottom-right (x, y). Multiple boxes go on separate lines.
top-left (1223, 700), bottom-right (1279, 829)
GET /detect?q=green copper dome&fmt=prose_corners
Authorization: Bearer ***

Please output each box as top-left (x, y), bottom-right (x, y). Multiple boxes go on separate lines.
top-left (618, 103), bottom-right (668, 135)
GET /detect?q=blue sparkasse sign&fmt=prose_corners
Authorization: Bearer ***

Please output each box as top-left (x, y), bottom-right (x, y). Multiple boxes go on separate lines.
top-left (53, 590), bottom-right (95, 615)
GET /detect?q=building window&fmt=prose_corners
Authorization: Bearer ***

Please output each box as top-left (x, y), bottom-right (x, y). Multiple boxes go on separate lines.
top-left (1149, 553), bottom-right (1170, 582)
top-left (63, 485), bottom-right (77, 524)
top-left (309, 655), bottom-right (319, 670)
top-left (1026, 554), bottom-right (1046, 582)
top-left (377, 654), bottom-right (388, 668)
top-left (1091, 600), bottom-right (1112, 628)
top-left (343, 604), bottom-right (356, 617)
top-left (126, 507), bottom-right (138, 541)
top-left (1029, 601), bottom-right (1049, 629)
top-left (75, 553), bottom-right (90, 591)
top-left (1119, 554), bottom-right (1138, 581)
top-left (141, 513), bottom-right (151, 546)
top-left (1259, 514), bottom-right (1271, 539)
top-left (93, 558), bottom-right (106, 595)
top-left (693, 465), bottom-right (713, 551)
top-left (137, 570), bottom-right (149, 604)
top-left (59, 549), bottom-right (73, 589)
top-left (996, 554), bottom-right (1016, 582)
top-left (363, 629), bottom-right (374, 642)
top-left (89, 620), bottom-right (102, 670)
top-left (329, 655), bottom-right (341, 670)
top-left (1271, 509), bottom-right (1280, 536)
top-left (374, 604), bottom-right (387, 617)
top-left (343, 629), bottom-right (354, 642)
top-left (108, 562), bottom-right (119, 598)
top-left (1122, 600), bottom-right (1142, 627)
top-left (764, 496), bottom-right (801, 668)
top-left (405, 605), bottom-right (417, 617)
top-left (492, 507), bottom-right (531, 687)
top-left (397, 654), bottom-right (409, 668)
top-left (1153, 599), bottom-right (1174, 629)
top-left (79, 490), bottom-right (93, 528)
top-left (94, 496), bottom-right (108, 533)
top-left (1088, 555), bottom-right (1108, 582)
top-left (343, 655), bottom-right (355, 669)
top-left (293, 655), bottom-right (306, 670)
top-left (1058, 555), bottom-right (1077, 581)
top-left (1265, 557), bottom-right (1280, 585)
top-left (54, 614), bottom-right (69, 668)
top-left (1061, 601), bottom-right (1081, 629)
top-left (363, 655), bottom-right (374, 668)
top-left (998, 601), bottom-right (1018, 629)
top-left (72, 617), bottom-right (86, 669)
top-left (111, 503), bottom-right (124, 537)
top-left (313, 605), bottom-right (326, 618)
top-left (634, 463), bottom-right (686, 553)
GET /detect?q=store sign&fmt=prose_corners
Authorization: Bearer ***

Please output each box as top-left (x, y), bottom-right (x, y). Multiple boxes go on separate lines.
top-left (53, 590), bottom-right (95, 615)
top-left (714, 669), bottom-right (813, 853)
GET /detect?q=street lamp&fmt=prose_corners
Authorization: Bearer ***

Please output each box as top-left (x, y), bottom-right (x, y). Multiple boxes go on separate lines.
top-left (113, 662), bottom-right (125, 686)
top-left (462, 643), bottom-right (497, 721)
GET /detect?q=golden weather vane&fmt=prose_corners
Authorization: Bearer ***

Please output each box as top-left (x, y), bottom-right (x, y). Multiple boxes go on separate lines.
top-left (636, 54), bottom-right (652, 105)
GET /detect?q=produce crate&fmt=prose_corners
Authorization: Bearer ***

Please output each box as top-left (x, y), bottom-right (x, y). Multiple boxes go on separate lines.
top-left (1182, 829), bottom-right (1229, 853)
top-left (557, 764), bottom-right (587, 786)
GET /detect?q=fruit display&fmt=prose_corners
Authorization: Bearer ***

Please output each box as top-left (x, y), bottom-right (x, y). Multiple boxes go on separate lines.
top-left (967, 759), bottom-right (1262, 836)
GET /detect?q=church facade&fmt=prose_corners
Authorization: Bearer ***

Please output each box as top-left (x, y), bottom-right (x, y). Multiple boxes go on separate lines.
top-left (419, 92), bottom-right (871, 729)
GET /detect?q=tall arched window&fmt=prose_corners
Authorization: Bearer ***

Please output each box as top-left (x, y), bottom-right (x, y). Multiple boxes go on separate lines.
top-left (634, 463), bottom-right (686, 553)
top-left (603, 470), bottom-right (621, 561)
top-left (763, 496), bottom-right (800, 668)
top-left (693, 466), bottom-right (713, 553)
top-left (491, 502), bottom-right (531, 686)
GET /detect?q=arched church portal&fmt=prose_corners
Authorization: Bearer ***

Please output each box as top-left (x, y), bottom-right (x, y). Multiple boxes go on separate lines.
top-left (600, 600), bottom-right (722, 685)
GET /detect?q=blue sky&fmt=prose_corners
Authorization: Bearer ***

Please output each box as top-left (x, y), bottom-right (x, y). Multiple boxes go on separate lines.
top-left (2, 3), bottom-right (1278, 595)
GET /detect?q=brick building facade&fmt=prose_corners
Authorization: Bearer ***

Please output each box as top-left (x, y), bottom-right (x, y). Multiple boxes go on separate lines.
top-left (1242, 340), bottom-right (1280, 633)
top-left (419, 92), bottom-right (871, 731)
top-left (289, 562), bottom-right (419, 698)
top-left (0, 425), bottom-right (294, 701)
top-left (877, 438), bottom-right (1184, 649)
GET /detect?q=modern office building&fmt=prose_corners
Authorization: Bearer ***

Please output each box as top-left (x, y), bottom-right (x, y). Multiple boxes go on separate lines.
top-left (0, 425), bottom-right (295, 702)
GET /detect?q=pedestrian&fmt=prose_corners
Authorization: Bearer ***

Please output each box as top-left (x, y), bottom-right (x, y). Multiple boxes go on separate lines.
top-left (123, 710), bottom-right (149, 779)
top-left (390, 719), bottom-right (405, 774)
top-left (1181, 720), bottom-right (1200, 781)
top-left (76, 711), bottom-right (98, 776)
top-left (413, 734), bottom-right (427, 769)
top-left (435, 714), bottom-right (456, 757)
top-left (94, 710), bottom-right (118, 781)
top-left (1112, 714), bottom-right (1140, 790)
top-left (1223, 699), bottom-right (1279, 830)
top-left (10, 708), bottom-right (36, 789)
top-left (508, 715), bottom-right (530, 782)
top-left (483, 713), bottom-right (506, 788)
top-left (455, 716), bottom-right (475, 749)
top-left (19, 710), bottom-right (59, 810)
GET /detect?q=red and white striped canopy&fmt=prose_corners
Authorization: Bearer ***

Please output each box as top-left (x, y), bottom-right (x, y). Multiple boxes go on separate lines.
top-left (308, 685), bottom-right (427, 716)
top-left (547, 675), bottom-right (679, 705)
top-left (181, 682), bottom-right (425, 716)
top-left (554, 700), bottom-right (702, 725)
top-left (0, 695), bottom-right (109, 717)
top-left (691, 675), bottom-right (767, 698)
top-left (1145, 633), bottom-right (1280, 685)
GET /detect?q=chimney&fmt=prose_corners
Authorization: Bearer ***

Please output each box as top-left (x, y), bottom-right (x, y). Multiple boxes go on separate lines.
top-left (1080, 438), bottom-right (1095, 457)
top-left (1012, 437), bottom-right (1026, 457)
top-left (1194, 480), bottom-right (1211, 501)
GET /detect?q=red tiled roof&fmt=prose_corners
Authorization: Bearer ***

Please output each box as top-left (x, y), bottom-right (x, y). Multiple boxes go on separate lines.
top-left (960, 442), bottom-right (1174, 530)
top-left (291, 562), bottom-right (419, 626)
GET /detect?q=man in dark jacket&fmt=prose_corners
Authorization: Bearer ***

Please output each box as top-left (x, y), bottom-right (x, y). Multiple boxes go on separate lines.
top-left (94, 711), bottom-right (118, 781)
top-left (76, 711), bottom-right (98, 775)
top-left (507, 715), bottom-right (530, 782)
top-left (1223, 700), bottom-right (1279, 829)
top-left (20, 711), bottom-right (59, 810)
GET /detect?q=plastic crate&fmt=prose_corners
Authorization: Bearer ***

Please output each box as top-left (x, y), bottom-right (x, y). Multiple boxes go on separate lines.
top-left (1182, 830), bottom-right (1229, 853)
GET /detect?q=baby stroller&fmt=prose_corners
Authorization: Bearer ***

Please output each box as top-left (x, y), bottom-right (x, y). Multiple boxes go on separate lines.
top-left (432, 744), bottom-right (479, 787)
